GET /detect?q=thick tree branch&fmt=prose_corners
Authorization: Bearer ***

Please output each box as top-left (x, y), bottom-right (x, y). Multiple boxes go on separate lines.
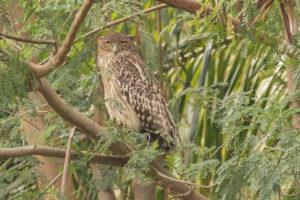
top-left (157, 0), bottom-right (240, 30)
top-left (35, 78), bottom-right (131, 153)
top-left (157, 0), bottom-right (212, 16)
top-left (35, 78), bottom-right (131, 155)
top-left (30, 0), bottom-right (94, 78)
top-left (0, 145), bottom-right (128, 167)
top-left (78, 3), bottom-right (168, 39)
top-left (0, 33), bottom-right (57, 46)
top-left (35, 77), bottom-right (209, 199)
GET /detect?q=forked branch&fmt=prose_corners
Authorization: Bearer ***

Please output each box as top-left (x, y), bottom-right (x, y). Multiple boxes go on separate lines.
top-left (30, 0), bottom-right (95, 78)
top-left (35, 77), bottom-right (209, 200)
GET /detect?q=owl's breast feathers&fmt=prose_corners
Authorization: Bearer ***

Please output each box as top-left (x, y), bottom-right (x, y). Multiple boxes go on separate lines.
top-left (100, 51), bottom-right (177, 149)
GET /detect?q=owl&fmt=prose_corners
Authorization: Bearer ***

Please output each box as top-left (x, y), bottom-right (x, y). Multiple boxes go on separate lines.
top-left (97, 33), bottom-right (177, 150)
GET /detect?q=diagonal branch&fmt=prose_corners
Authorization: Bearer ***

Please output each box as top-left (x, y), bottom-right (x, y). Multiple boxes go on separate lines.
top-left (30, 0), bottom-right (95, 78)
top-left (0, 33), bottom-right (57, 46)
top-left (0, 145), bottom-right (128, 167)
top-left (35, 77), bottom-right (131, 155)
top-left (35, 77), bottom-right (209, 200)
top-left (61, 127), bottom-right (76, 197)
top-left (77, 3), bottom-right (168, 39)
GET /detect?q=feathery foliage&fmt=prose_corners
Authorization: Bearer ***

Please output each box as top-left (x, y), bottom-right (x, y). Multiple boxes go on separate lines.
top-left (0, 0), bottom-right (300, 199)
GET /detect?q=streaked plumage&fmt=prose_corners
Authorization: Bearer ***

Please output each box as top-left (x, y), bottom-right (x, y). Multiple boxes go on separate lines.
top-left (97, 33), bottom-right (177, 149)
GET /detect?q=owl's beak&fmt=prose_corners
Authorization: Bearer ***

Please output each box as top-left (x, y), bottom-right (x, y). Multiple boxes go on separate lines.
top-left (112, 44), bottom-right (118, 54)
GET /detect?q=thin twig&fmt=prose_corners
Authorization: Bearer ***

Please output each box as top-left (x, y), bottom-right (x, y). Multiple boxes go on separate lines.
top-left (77, 3), bottom-right (168, 40)
top-left (282, 190), bottom-right (300, 197)
top-left (0, 33), bottom-right (57, 45)
top-left (0, 104), bottom-right (48, 125)
top-left (0, 157), bottom-right (13, 170)
top-left (208, 143), bottom-right (225, 160)
top-left (156, 1), bottom-right (164, 88)
top-left (73, 171), bottom-right (91, 200)
top-left (21, 118), bottom-right (42, 131)
top-left (59, 6), bottom-right (81, 33)
top-left (32, 4), bottom-right (168, 76)
top-left (1, 37), bottom-right (22, 50)
top-left (171, 185), bottom-right (195, 198)
top-left (7, 160), bottom-right (27, 171)
top-left (61, 126), bottom-right (76, 197)
top-left (36, 172), bottom-right (62, 199)
top-left (153, 166), bottom-right (216, 189)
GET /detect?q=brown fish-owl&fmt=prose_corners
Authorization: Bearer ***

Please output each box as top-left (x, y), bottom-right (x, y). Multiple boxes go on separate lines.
top-left (97, 33), bottom-right (177, 150)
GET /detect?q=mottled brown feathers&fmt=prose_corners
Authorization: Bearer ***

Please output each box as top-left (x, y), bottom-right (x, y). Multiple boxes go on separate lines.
top-left (97, 33), bottom-right (177, 150)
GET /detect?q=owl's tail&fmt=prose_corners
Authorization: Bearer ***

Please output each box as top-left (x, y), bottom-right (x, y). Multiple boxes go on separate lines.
top-left (149, 132), bottom-right (176, 152)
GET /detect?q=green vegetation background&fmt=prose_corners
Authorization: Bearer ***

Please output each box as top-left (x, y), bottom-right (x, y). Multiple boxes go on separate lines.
top-left (1, 0), bottom-right (300, 199)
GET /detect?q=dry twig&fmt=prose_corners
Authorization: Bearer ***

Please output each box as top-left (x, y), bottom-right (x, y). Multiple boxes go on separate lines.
top-left (152, 166), bottom-right (216, 189)
top-left (73, 171), bottom-right (91, 200)
top-left (0, 33), bottom-right (57, 46)
top-left (77, 3), bottom-right (168, 40)
top-left (61, 127), bottom-right (76, 197)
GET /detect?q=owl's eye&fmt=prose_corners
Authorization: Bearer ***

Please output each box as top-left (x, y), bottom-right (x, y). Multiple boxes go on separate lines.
top-left (120, 41), bottom-right (127, 46)
top-left (105, 41), bottom-right (111, 46)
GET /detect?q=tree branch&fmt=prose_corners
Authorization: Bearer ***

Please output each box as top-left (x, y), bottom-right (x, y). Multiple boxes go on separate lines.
top-left (0, 145), bottom-right (128, 167)
top-left (152, 166), bottom-right (216, 189)
top-left (157, 0), bottom-right (240, 30)
top-left (73, 171), bottom-right (91, 200)
top-left (150, 162), bottom-right (210, 200)
top-left (157, 0), bottom-right (212, 16)
top-left (30, 0), bottom-right (95, 78)
top-left (35, 77), bottom-right (131, 155)
top-left (3, 1), bottom-right (212, 198)
top-left (61, 127), bottom-right (76, 197)
top-left (35, 77), bottom-right (209, 199)
top-left (77, 3), bottom-right (168, 40)
top-left (0, 33), bottom-right (57, 46)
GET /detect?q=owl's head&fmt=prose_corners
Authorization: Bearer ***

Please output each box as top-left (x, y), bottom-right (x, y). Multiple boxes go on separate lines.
top-left (98, 33), bottom-right (135, 55)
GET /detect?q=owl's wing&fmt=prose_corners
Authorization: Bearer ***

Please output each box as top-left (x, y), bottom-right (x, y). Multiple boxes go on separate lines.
top-left (113, 52), bottom-right (177, 147)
